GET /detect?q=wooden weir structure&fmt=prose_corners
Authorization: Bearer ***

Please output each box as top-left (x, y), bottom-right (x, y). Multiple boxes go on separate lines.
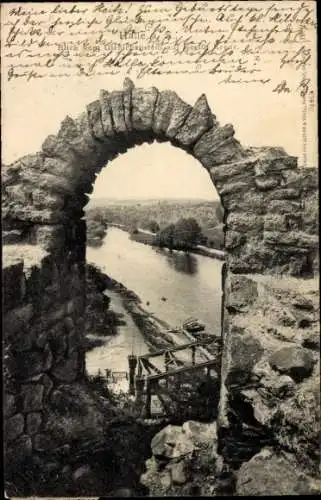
top-left (127, 337), bottom-right (219, 419)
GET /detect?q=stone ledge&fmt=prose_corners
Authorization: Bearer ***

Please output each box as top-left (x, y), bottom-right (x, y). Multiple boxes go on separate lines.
top-left (3, 244), bottom-right (48, 271)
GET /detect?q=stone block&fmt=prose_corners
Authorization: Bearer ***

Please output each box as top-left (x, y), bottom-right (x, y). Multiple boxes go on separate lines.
top-left (209, 158), bottom-right (256, 184)
top-left (236, 448), bottom-right (316, 496)
top-left (6, 434), bottom-right (32, 463)
top-left (2, 230), bottom-right (24, 244)
top-left (255, 176), bottom-right (279, 191)
top-left (254, 155), bottom-right (297, 176)
top-left (226, 213), bottom-right (264, 233)
top-left (175, 94), bottom-right (214, 146)
top-left (3, 304), bottom-right (34, 337)
top-left (263, 214), bottom-right (287, 232)
top-left (5, 413), bottom-right (25, 442)
top-left (33, 433), bottom-right (58, 452)
top-left (266, 187), bottom-right (301, 200)
top-left (225, 230), bottom-right (246, 249)
top-left (4, 393), bottom-right (16, 418)
top-left (132, 87), bottom-right (158, 131)
top-left (170, 461), bottom-right (188, 484)
top-left (87, 99), bottom-right (105, 141)
top-left (108, 90), bottom-right (127, 133)
top-left (268, 346), bottom-right (316, 382)
top-left (99, 90), bottom-right (115, 137)
top-left (228, 333), bottom-right (264, 382)
top-left (3, 262), bottom-right (25, 311)
top-left (21, 383), bottom-right (44, 412)
top-left (42, 134), bottom-right (79, 166)
top-left (18, 343), bottom-right (53, 378)
top-left (32, 189), bottom-right (65, 210)
top-left (51, 350), bottom-right (79, 382)
top-left (26, 412), bottom-right (42, 434)
top-left (263, 231), bottom-right (319, 249)
top-left (123, 77), bottom-right (134, 131)
top-left (219, 180), bottom-right (249, 197)
top-left (34, 224), bottom-right (65, 251)
top-left (153, 90), bottom-right (191, 137)
top-left (268, 199), bottom-right (301, 214)
top-left (226, 275), bottom-right (258, 313)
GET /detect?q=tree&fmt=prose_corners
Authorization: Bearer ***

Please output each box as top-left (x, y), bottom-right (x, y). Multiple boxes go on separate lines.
top-left (172, 218), bottom-right (202, 249)
top-left (147, 220), bottom-right (160, 233)
top-left (156, 218), bottom-right (202, 250)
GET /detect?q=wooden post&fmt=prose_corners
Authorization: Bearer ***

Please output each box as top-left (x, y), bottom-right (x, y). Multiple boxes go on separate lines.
top-left (165, 351), bottom-right (170, 371)
top-left (191, 346), bottom-right (196, 365)
top-left (135, 378), bottom-right (145, 415)
top-left (145, 380), bottom-right (152, 418)
top-left (128, 355), bottom-right (137, 395)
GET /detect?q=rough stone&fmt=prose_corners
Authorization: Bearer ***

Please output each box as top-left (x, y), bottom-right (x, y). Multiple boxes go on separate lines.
top-left (33, 433), bottom-right (58, 452)
top-left (153, 90), bottom-right (191, 137)
top-left (26, 412), bottom-right (42, 434)
top-left (263, 231), bottom-right (319, 249)
top-left (132, 87), bottom-right (158, 131)
top-left (268, 346), bottom-right (316, 382)
top-left (225, 230), bottom-right (246, 249)
top-left (6, 413), bottom-right (25, 442)
top-left (268, 199), bottom-right (302, 214)
top-left (227, 213), bottom-right (264, 233)
top-left (4, 304), bottom-right (34, 337)
top-left (292, 295), bottom-right (314, 311)
top-left (17, 343), bottom-right (52, 378)
top-left (182, 420), bottom-right (217, 446)
top-left (264, 214), bottom-right (287, 232)
top-left (226, 276), bottom-right (258, 313)
top-left (6, 434), bottom-right (32, 462)
top-left (151, 425), bottom-right (194, 460)
top-left (51, 350), bottom-right (79, 382)
top-left (4, 393), bottom-right (16, 418)
top-left (87, 99), bottom-right (105, 141)
top-left (219, 180), bottom-right (249, 197)
top-left (228, 333), bottom-right (264, 383)
top-left (99, 90), bottom-right (115, 136)
top-left (236, 448), bottom-right (318, 496)
top-left (108, 90), bottom-right (127, 133)
top-left (21, 383), bottom-right (44, 412)
top-left (255, 176), bottom-right (279, 190)
top-left (175, 94), bottom-right (214, 146)
top-left (170, 461), bottom-right (188, 485)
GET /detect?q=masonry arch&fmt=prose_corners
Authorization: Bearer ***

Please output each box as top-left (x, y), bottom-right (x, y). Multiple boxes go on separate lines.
top-left (4, 78), bottom-right (309, 277)
top-left (3, 81), bottom-right (318, 494)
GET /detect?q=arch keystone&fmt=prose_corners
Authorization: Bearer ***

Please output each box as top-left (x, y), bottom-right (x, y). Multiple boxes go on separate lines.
top-left (132, 86), bottom-right (158, 131)
top-left (175, 94), bottom-right (216, 147)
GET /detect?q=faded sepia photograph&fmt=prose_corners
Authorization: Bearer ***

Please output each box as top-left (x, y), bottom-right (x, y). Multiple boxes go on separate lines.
top-left (1, 1), bottom-right (319, 497)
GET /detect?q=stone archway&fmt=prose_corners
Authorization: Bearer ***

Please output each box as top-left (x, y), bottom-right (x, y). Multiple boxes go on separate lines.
top-left (3, 79), bottom-right (319, 494)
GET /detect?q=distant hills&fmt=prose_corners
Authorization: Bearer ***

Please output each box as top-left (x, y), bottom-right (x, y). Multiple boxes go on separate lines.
top-left (86, 196), bottom-right (218, 208)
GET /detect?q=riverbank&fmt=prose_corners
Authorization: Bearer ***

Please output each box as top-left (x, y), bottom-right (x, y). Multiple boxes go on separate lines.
top-left (129, 229), bottom-right (226, 261)
top-left (87, 224), bottom-right (225, 262)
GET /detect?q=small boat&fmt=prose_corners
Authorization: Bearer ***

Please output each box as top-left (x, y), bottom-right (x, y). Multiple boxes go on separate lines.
top-left (183, 317), bottom-right (205, 332)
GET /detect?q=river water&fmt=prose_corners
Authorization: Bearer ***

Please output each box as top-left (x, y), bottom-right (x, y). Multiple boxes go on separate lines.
top-left (85, 227), bottom-right (223, 386)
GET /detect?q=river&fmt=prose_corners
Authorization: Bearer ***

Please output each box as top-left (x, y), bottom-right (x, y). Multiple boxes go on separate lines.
top-left (85, 227), bottom-right (223, 387)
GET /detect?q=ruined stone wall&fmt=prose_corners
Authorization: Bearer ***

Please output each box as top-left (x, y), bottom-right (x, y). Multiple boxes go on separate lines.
top-left (3, 244), bottom-right (86, 477)
top-left (2, 80), bottom-right (319, 491)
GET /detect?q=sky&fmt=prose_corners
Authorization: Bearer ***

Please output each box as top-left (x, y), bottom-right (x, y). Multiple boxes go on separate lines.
top-left (1, 2), bottom-right (317, 202)
top-left (90, 142), bottom-right (219, 201)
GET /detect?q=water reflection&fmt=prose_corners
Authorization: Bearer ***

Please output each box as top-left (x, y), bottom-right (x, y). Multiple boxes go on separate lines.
top-left (163, 250), bottom-right (198, 275)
